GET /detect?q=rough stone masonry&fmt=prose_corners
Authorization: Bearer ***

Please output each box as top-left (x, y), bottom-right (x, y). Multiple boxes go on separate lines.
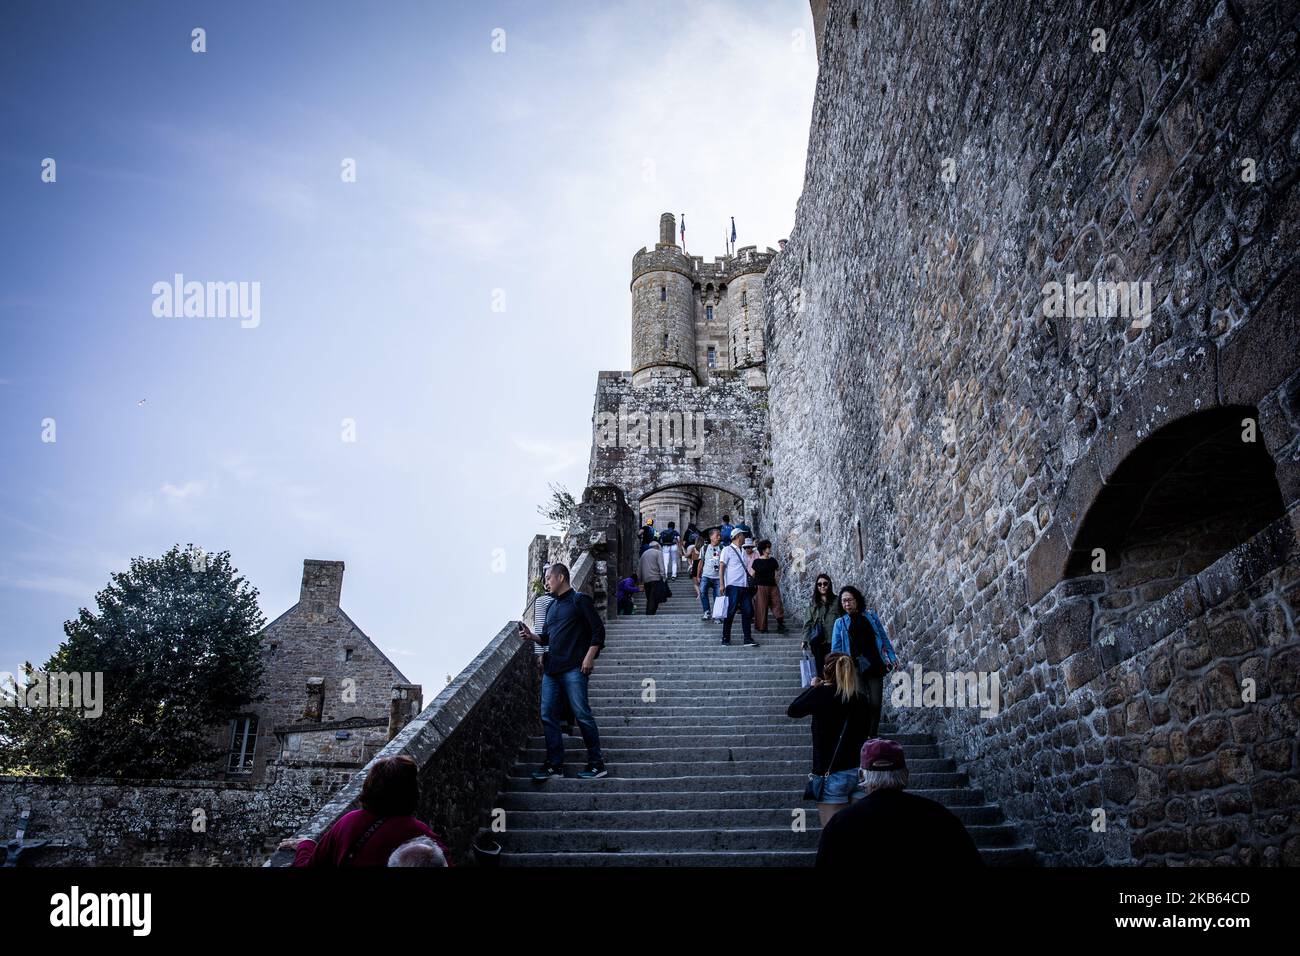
top-left (759, 0), bottom-right (1300, 864)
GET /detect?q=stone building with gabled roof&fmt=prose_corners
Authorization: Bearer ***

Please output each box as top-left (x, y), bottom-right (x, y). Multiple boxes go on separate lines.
top-left (220, 559), bottom-right (422, 782)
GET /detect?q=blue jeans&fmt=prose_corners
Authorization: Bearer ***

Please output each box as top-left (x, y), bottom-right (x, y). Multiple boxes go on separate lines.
top-left (699, 576), bottom-right (719, 615)
top-left (722, 584), bottom-right (753, 643)
top-left (541, 668), bottom-right (603, 767)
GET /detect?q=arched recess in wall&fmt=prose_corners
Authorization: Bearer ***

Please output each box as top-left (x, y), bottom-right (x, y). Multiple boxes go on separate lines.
top-left (636, 481), bottom-right (747, 535)
top-left (1061, 406), bottom-right (1286, 644)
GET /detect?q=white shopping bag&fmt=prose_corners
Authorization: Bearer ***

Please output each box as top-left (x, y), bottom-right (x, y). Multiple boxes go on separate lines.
top-left (711, 594), bottom-right (729, 620)
top-left (799, 645), bottom-right (817, 687)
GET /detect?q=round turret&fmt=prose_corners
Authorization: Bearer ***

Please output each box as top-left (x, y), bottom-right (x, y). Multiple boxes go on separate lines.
top-left (631, 212), bottom-right (698, 385)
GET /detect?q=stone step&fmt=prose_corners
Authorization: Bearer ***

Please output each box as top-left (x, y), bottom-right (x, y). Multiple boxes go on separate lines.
top-left (498, 804), bottom-right (1007, 827)
top-left (582, 678), bottom-right (806, 688)
top-left (588, 698), bottom-right (809, 709)
top-left (518, 749), bottom-right (956, 770)
top-left (498, 786), bottom-right (991, 811)
top-left (494, 824), bottom-right (1022, 852)
top-left (508, 764), bottom-right (970, 784)
top-left (503, 771), bottom-right (972, 792)
top-left (525, 734), bottom-right (937, 752)
top-left (496, 845), bottom-right (1037, 866)
top-left (583, 705), bottom-right (849, 717)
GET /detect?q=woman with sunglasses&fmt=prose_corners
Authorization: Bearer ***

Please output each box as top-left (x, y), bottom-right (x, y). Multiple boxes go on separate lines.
top-left (802, 574), bottom-right (841, 677)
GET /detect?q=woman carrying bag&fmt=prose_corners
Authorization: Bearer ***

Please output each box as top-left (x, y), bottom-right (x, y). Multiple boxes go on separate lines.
top-left (787, 652), bottom-right (873, 826)
top-left (830, 586), bottom-right (900, 740)
top-left (802, 573), bottom-right (841, 680)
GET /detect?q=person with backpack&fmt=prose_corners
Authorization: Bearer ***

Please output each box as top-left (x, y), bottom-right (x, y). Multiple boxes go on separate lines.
top-left (659, 521), bottom-right (681, 578)
top-left (697, 528), bottom-right (723, 623)
top-left (803, 574), bottom-right (841, 678)
top-left (830, 586), bottom-right (899, 739)
top-left (639, 521), bottom-right (657, 555)
top-left (718, 527), bottom-right (757, 646)
top-left (787, 652), bottom-right (873, 826)
top-left (720, 514), bottom-right (734, 545)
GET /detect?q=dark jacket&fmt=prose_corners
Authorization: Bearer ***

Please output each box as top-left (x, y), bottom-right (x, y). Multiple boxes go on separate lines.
top-left (815, 788), bottom-right (983, 868)
top-left (804, 600), bottom-right (841, 644)
top-left (787, 684), bottom-right (874, 775)
top-left (539, 587), bottom-right (605, 675)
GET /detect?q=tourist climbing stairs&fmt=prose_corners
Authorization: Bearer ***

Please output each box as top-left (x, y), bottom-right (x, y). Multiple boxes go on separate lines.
top-left (487, 584), bottom-right (1036, 865)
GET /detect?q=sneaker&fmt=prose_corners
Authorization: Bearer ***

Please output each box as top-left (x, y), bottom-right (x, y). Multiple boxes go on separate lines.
top-left (530, 763), bottom-right (561, 782)
top-left (578, 762), bottom-right (608, 779)
top-left (721, 639), bottom-right (732, 646)
top-left (743, 639), bottom-right (759, 647)
top-left (701, 613), bottom-right (710, 621)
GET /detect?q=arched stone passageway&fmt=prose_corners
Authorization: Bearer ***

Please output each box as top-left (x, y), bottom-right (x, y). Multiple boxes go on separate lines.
top-left (1062, 407), bottom-right (1287, 640)
top-left (636, 481), bottom-right (748, 535)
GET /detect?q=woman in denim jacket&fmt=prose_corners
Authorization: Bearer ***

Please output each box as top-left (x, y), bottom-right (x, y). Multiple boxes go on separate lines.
top-left (829, 586), bottom-right (899, 738)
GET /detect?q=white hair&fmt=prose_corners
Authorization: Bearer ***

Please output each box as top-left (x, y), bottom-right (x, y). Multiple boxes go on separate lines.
top-left (859, 767), bottom-right (909, 794)
top-left (387, 836), bottom-right (448, 867)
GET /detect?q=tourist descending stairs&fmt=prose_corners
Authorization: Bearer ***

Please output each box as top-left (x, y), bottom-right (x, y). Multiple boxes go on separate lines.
top-left (488, 585), bottom-right (1036, 865)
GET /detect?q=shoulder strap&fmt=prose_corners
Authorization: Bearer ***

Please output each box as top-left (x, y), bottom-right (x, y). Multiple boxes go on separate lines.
top-left (341, 816), bottom-right (388, 866)
top-left (824, 707), bottom-right (851, 778)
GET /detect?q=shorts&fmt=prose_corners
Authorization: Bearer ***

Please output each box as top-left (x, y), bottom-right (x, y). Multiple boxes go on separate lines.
top-left (820, 768), bottom-right (865, 805)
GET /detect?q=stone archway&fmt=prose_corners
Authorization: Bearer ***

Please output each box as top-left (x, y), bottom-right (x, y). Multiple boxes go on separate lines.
top-left (635, 480), bottom-right (749, 536)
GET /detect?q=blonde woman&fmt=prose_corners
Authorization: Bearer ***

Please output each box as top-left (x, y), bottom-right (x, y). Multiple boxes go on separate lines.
top-left (787, 652), bottom-right (874, 826)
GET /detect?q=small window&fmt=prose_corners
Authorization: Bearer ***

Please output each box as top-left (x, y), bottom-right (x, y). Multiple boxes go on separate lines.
top-left (660, 286), bottom-right (666, 302)
top-left (707, 346), bottom-right (716, 368)
top-left (344, 647), bottom-right (353, 662)
top-left (663, 333), bottom-right (669, 350)
top-left (227, 716), bottom-right (258, 774)
top-left (741, 290), bottom-right (747, 306)
top-left (268, 643), bottom-right (278, 657)
top-left (706, 305), bottom-right (713, 322)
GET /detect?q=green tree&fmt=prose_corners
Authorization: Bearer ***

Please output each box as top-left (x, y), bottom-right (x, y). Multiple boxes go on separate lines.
top-left (0, 545), bottom-right (265, 778)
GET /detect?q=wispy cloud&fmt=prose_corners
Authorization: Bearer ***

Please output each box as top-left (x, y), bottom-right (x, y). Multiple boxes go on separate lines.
top-left (511, 436), bottom-right (590, 474)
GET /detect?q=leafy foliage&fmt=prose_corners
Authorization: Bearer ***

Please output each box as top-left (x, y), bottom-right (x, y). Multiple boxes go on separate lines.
top-left (0, 545), bottom-right (265, 778)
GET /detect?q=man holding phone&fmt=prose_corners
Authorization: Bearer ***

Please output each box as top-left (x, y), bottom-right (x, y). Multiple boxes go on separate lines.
top-left (517, 563), bottom-right (607, 780)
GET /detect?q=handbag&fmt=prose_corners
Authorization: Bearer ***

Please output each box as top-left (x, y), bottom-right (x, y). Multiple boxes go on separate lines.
top-left (803, 715), bottom-right (850, 802)
top-left (711, 594), bottom-right (729, 620)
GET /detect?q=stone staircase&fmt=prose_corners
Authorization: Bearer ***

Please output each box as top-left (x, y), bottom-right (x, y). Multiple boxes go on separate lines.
top-left (488, 584), bottom-right (1035, 865)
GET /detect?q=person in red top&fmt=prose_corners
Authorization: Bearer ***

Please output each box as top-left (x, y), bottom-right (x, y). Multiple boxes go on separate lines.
top-left (279, 755), bottom-right (452, 867)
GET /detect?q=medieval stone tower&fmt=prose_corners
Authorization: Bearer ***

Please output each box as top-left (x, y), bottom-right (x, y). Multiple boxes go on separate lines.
top-left (587, 212), bottom-right (782, 534)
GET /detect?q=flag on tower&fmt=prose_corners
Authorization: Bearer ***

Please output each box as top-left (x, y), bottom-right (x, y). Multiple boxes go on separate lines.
top-left (680, 213), bottom-right (686, 250)
top-left (730, 217), bottom-right (737, 250)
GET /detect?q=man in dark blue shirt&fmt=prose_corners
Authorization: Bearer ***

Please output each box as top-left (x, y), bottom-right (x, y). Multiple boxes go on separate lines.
top-left (517, 563), bottom-right (607, 780)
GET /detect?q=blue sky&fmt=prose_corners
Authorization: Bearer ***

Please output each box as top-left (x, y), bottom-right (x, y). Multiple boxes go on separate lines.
top-left (0, 0), bottom-right (816, 692)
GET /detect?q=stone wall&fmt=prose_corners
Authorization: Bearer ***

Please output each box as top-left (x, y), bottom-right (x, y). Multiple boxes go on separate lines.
top-left (0, 764), bottom-right (353, 866)
top-left (588, 369), bottom-right (770, 523)
top-left (762, 0), bottom-right (1300, 864)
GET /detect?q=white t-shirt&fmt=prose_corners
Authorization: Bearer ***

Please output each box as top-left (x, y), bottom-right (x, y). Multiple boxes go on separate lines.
top-left (700, 544), bottom-right (722, 579)
top-left (720, 544), bottom-right (750, 588)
